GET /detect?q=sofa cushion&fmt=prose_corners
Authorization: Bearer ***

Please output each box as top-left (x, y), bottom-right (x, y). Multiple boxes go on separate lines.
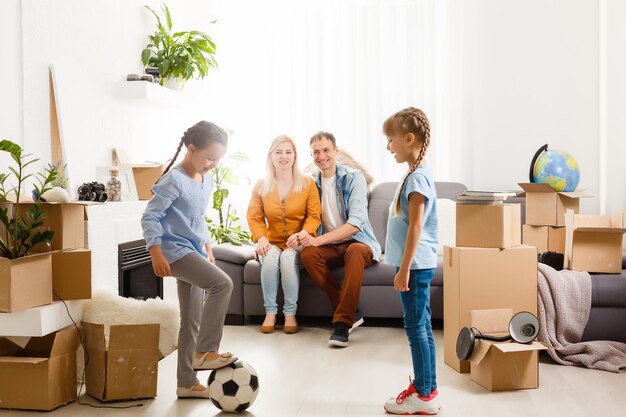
top-left (212, 243), bottom-right (256, 264)
top-left (368, 182), bottom-right (397, 253)
top-left (590, 274), bottom-right (626, 308)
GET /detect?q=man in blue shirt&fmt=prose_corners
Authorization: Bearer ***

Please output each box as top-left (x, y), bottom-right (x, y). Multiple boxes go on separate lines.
top-left (291, 132), bottom-right (381, 347)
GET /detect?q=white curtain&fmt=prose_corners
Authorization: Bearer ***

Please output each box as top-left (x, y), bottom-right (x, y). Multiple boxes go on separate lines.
top-left (201, 0), bottom-right (462, 188)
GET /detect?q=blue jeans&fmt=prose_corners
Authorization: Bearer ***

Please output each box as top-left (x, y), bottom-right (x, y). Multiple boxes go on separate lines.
top-left (399, 268), bottom-right (437, 397)
top-left (259, 245), bottom-right (300, 315)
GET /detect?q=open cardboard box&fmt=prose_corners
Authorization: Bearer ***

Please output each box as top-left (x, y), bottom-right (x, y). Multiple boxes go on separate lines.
top-left (468, 309), bottom-right (546, 391)
top-left (443, 245), bottom-right (538, 373)
top-left (456, 203), bottom-right (521, 248)
top-left (0, 252), bottom-right (52, 312)
top-left (82, 321), bottom-right (160, 401)
top-left (0, 327), bottom-right (79, 410)
top-left (112, 148), bottom-right (163, 200)
top-left (564, 210), bottom-right (626, 273)
top-left (0, 202), bottom-right (85, 251)
top-left (518, 183), bottom-right (589, 227)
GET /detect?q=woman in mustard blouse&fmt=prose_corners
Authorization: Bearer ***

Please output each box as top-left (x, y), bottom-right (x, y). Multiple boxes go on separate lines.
top-left (247, 135), bottom-right (321, 334)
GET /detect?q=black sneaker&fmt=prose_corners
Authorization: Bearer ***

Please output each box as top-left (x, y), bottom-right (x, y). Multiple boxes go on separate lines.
top-left (329, 322), bottom-right (349, 347)
top-left (350, 310), bottom-right (364, 334)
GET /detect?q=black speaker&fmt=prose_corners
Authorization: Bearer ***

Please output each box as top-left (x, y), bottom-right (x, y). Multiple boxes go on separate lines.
top-left (456, 311), bottom-right (540, 361)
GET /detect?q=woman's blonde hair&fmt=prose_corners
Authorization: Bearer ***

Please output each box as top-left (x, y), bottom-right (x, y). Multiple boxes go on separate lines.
top-left (382, 107), bottom-right (431, 216)
top-left (259, 135), bottom-right (308, 197)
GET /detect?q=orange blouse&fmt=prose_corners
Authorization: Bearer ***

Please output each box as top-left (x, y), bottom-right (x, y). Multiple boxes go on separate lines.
top-left (246, 176), bottom-right (322, 249)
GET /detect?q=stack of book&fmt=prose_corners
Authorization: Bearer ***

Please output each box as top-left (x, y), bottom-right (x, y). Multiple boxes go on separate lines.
top-left (456, 190), bottom-right (517, 205)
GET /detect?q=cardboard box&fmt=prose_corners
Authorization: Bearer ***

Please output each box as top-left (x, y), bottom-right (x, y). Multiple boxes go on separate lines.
top-left (0, 252), bottom-right (52, 312)
top-left (131, 165), bottom-right (163, 200)
top-left (113, 148), bottom-right (163, 200)
top-left (13, 202), bottom-right (86, 251)
top-left (82, 322), bottom-right (160, 401)
top-left (0, 327), bottom-right (79, 410)
top-left (443, 245), bottom-right (538, 373)
top-left (518, 183), bottom-right (588, 227)
top-left (456, 204), bottom-right (521, 248)
top-left (564, 211), bottom-right (626, 273)
top-left (469, 309), bottom-right (546, 391)
top-left (52, 249), bottom-right (92, 300)
top-left (522, 225), bottom-right (566, 253)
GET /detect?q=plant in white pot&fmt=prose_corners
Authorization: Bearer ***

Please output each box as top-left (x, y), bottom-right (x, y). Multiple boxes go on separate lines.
top-left (141, 3), bottom-right (218, 91)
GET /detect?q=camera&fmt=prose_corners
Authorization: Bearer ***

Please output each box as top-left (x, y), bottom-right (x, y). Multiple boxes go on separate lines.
top-left (77, 182), bottom-right (108, 202)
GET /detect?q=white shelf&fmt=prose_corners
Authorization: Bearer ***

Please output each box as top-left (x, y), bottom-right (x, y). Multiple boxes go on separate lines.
top-left (0, 300), bottom-right (84, 337)
top-left (114, 81), bottom-right (182, 106)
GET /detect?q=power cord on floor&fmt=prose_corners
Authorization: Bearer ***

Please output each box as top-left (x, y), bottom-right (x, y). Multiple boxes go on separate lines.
top-left (53, 289), bottom-right (144, 409)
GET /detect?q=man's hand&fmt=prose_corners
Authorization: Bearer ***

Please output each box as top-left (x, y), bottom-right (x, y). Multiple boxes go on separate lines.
top-left (256, 236), bottom-right (272, 257)
top-left (296, 230), bottom-right (321, 247)
top-left (286, 230), bottom-right (311, 249)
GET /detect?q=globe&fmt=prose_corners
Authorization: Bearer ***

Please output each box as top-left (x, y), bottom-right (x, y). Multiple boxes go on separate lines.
top-left (532, 148), bottom-right (580, 192)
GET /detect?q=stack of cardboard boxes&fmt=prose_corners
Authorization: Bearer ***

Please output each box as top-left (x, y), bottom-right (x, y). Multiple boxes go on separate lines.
top-left (0, 202), bottom-right (91, 410)
top-left (519, 183), bottom-right (625, 274)
top-left (519, 183), bottom-right (582, 268)
top-left (444, 196), bottom-right (540, 391)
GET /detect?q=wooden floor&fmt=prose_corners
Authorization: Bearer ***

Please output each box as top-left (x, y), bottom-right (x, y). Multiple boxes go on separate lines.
top-left (2, 321), bottom-right (625, 417)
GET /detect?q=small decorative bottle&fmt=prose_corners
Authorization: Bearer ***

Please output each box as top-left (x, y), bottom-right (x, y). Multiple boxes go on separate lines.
top-left (107, 169), bottom-right (122, 202)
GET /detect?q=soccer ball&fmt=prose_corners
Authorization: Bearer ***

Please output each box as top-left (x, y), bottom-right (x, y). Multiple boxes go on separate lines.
top-left (208, 361), bottom-right (259, 412)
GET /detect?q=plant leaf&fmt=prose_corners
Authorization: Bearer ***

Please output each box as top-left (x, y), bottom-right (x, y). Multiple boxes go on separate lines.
top-left (212, 188), bottom-right (229, 210)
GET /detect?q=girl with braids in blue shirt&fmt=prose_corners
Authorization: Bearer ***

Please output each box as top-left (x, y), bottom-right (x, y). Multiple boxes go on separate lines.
top-left (142, 121), bottom-right (237, 399)
top-left (382, 108), bottom-right (441, 415)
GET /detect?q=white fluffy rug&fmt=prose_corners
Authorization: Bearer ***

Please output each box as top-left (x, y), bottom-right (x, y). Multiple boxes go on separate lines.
top-left (82, 290), bottom-right (180, 358)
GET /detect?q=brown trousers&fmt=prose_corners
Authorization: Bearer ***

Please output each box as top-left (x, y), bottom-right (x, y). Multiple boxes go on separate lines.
top-left (300, 240), bottom-right (375, 326)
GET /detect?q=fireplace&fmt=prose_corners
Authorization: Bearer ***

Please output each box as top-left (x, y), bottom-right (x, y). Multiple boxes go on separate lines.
top-left (118, 239), bottom-right (163, 300)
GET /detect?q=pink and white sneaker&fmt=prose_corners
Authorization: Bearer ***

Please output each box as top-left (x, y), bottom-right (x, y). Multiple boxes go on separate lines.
top-left (384, 381), bottom-right (440, 415)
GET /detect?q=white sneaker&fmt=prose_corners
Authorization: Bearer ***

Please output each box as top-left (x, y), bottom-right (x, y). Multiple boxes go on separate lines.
top-left (349, 312), bottom-right (364, 334)
top-left (384, 382), bottom-right (440, 415)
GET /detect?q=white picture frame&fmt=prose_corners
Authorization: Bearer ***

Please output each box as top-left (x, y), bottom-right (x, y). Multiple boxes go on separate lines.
top-left (96, 166), bottom-right (138, 201)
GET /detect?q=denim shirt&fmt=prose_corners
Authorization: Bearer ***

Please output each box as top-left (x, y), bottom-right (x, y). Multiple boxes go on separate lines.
top-left (314, 163), bottom-right (382, 261)
top-left (141, 165), bottom-right (213, 264)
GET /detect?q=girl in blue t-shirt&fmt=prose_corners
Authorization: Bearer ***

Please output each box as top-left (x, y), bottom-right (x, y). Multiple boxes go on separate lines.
top-left (382, 108), bottom-right (441, 415)
top-left (141, 121), bottom-right (237, 399)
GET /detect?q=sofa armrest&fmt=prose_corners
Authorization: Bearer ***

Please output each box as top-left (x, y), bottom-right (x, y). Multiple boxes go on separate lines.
top-left (213, 243), bottom-right (257, 265)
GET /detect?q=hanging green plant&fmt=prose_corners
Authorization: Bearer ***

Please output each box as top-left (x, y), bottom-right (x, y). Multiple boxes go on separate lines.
top-left (141, 3), bottom-right (218, 89)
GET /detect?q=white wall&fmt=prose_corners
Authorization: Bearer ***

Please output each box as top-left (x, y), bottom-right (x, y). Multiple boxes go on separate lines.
top-left (3, 0), bottom-right (625, 217)
top-left (605, 0), bottom-right (626, 217)
top-left (12, 0), bottom-right (223, 196)
top-left (459, 0), bottom-right (625, 216)
top-left (460, 0), bottom-right (600, 212)
top-left (0, 0), bottom-right (23, 170)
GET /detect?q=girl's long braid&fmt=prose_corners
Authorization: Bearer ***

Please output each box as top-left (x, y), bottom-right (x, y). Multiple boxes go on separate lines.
top-left (159, 138), bottom-right (185, 182)
top-left (393, 108), bottom-right (431, 215)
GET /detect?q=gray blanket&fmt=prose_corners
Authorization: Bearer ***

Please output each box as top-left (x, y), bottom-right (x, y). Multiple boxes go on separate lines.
top-left (537, 263), bottom-right (626, 372)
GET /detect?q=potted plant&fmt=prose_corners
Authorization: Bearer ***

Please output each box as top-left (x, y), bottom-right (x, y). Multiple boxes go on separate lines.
top-left (141, 3), bottom-right (218, 91)
top-left (205, 151), bottom-right (252, 246)
top-left (0, 139), bottom-right (57, 312)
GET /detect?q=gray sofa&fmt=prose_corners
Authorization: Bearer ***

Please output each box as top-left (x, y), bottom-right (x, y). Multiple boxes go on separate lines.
top-left (581, 259), bottom-right (626, 343)
top-left (215, 181), bottom-right (626, 344)
top-left (214, 181), bottom-right (467, 323)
